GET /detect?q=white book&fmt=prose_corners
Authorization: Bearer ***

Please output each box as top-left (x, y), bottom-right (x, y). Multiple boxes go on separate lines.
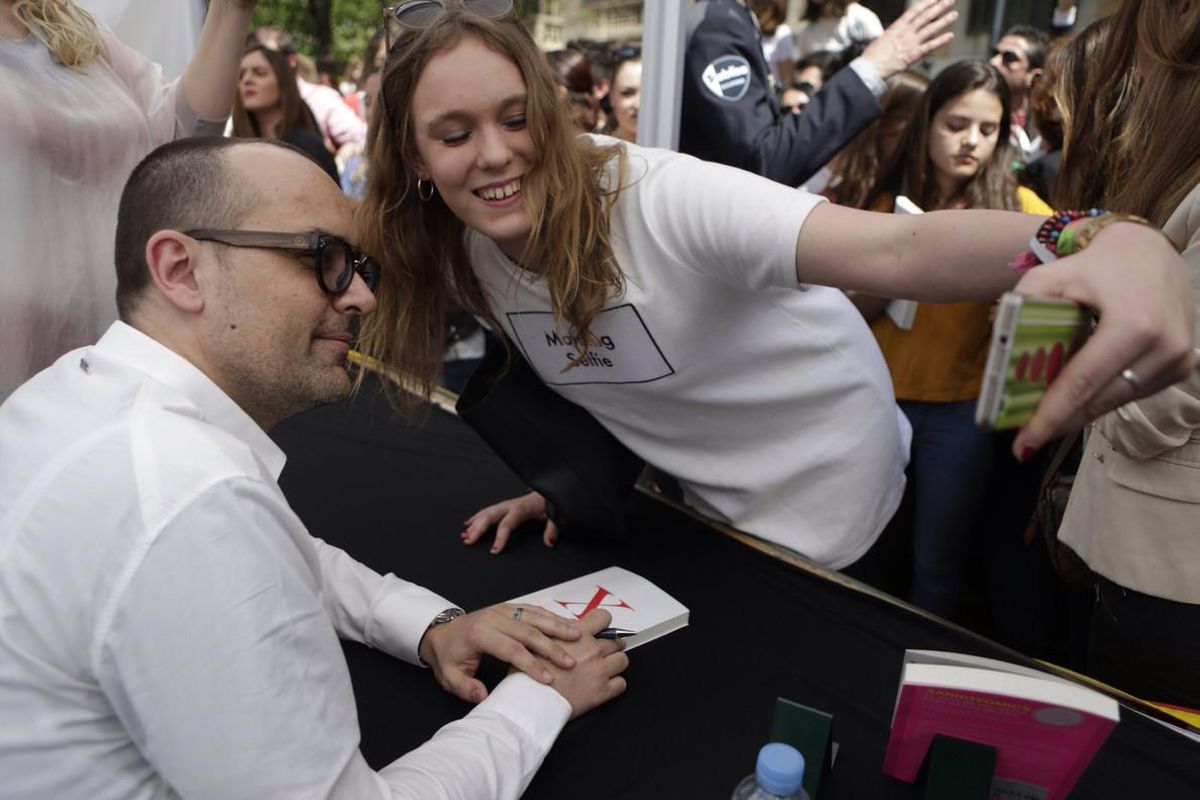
top-left (885, 195), bottom-right (923, 330)
top-left (509, 566), bottom-right (689, 651)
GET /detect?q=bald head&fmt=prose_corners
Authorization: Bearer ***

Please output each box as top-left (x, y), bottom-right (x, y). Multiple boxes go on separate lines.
top-left (113, 137), bottom-right (339, 322)
top-left (221, 142), bottom-right (355, 237)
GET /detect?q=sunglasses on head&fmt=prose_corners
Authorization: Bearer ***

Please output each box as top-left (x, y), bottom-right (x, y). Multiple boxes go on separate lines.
top-left (612, 44), bottom-right (641, 62)
top-left (186, 230), bottom-right (381, 295)
top-left (990, 48), bottom-right (1023, 66)
top-left (383, 0), bottom-right (513, 51)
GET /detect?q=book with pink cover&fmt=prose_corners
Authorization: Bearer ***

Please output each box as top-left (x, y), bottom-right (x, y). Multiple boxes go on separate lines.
top-left (883, 650), bottom-right (1119, 800)
top-left (509, 566), bottom-right (688, 651)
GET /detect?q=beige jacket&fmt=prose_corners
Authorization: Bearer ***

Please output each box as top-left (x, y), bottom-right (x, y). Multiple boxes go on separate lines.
top-left (1060, 184), bottom-right (1200, 604)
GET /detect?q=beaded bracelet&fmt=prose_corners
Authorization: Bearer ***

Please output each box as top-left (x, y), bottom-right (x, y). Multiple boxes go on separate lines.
top-left (1009, 208), bottom-right (1108, 273)
top-left (1056, 212), bottom-right (1151, 257)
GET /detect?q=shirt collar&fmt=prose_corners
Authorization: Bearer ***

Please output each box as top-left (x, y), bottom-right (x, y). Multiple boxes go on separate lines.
top-left (95, 321), bottom-right (288, 479)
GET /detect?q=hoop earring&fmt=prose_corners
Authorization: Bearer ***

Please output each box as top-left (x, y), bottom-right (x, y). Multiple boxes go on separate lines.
top-left (417, 178), bottom-right (435, 202)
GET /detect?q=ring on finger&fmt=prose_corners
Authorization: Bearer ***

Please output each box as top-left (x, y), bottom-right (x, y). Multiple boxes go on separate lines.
top-left (511, 607), bottom-right (523, 622)
top-left (1119, 367), bottom-right (1143, 391)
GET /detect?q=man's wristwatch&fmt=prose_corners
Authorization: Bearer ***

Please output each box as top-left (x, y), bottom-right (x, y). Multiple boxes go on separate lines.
top-left (429, 607), bottom-right (465, 627)
top-left (418, 608), bottom-right (465, 667)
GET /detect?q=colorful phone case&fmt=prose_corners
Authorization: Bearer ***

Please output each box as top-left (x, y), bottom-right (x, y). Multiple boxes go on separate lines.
top-left (975, 294), bottom-right (1091, 429)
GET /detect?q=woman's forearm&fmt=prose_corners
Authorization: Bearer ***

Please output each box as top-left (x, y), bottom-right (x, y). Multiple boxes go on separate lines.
top-left (796, 204), bottom-right (1043, 302)
top-left (181, 0), bottom-right (256, 120)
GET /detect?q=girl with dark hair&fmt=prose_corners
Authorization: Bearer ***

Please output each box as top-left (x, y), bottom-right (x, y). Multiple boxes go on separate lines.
top-left (232, 45), bottom-right (338, 182)
top-left (356, 8), bottom-right (1192, 571)
top-left (603, 45), bottom-right (639, 143)
top-left (859, 60), bottom-right (1052, 617)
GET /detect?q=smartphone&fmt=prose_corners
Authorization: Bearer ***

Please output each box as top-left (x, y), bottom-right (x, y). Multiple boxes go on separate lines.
top-left (975, 293), bottom-right (1092, 429)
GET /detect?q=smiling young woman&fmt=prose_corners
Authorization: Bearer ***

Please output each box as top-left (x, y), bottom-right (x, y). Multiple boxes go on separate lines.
top-left (355, 8), bottom-right (1194, 578)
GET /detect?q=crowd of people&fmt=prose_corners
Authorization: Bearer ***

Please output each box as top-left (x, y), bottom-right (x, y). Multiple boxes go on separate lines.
top-left (0, 0), bottom-right (1197, 797)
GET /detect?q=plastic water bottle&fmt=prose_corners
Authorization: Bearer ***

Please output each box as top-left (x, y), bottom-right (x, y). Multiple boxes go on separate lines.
top-left (731, 743), bottom-right (812, 800)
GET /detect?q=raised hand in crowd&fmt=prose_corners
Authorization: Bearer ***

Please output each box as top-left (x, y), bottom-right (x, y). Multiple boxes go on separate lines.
top-left (860, 0), bottom-right (958, 79)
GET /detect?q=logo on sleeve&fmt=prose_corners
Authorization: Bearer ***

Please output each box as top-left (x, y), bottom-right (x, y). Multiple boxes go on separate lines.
top-left (701, 55), bottom-right (752, 101)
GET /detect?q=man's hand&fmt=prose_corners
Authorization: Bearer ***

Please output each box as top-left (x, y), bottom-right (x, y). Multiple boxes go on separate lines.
top-left (861, 0), bottom-right (958, 80)
top-left (533, 610), bottom-right (629, 720)
top-left (461, 490), bottom-right (559, 554)
top-left (419, 603), bottom-right (584, 703)
top-left (1012, 221), bottom-right (1196, 458)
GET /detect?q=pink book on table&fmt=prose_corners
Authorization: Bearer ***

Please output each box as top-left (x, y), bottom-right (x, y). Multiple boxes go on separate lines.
top-left (883, 660), bottom-right (1119, 800)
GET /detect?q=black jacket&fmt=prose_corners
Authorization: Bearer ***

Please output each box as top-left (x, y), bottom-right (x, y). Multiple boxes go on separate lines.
top-left (680, 0), bottom-right (883, 187)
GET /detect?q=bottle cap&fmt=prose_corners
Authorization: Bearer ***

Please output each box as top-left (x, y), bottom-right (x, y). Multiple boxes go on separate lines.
top-left (756, 742), bottom-right (805, 796)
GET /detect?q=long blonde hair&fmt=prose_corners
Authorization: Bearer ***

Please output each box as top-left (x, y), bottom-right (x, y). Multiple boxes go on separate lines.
top-left (13, 0), bottom-right (105, 71)
top-left (355, 10), bottom-right (625, 412)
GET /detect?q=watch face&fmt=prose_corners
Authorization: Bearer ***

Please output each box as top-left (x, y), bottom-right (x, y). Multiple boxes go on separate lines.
top-left (434, 608), bottom-right (465, 625)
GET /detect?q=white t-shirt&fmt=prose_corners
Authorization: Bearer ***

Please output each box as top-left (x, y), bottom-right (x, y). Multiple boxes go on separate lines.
top-left (794, 3), bottom-right (885, 57)
top-left (467, 137), bottom-right (910, 569)
top-left (761, 23), bottom-right (795, 87)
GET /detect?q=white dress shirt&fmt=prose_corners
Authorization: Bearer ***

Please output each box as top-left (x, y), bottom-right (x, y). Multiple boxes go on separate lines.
top-left (0, 322), bottom-right (571, 800)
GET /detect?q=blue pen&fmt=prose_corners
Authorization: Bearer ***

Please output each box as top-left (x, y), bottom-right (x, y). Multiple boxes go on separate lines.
top-left (595, 628), bottom-right (637, 640)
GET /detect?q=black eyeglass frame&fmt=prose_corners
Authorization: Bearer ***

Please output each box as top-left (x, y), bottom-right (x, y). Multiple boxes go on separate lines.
top-left (185, 229), bottom-right (381, 295)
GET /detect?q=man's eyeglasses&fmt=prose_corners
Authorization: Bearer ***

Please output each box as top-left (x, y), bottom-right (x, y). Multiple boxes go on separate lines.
top-left (384, 0), bottom-right (513, 50)
top-left (185, 230), bottom-right (381, 295)
top-left (990, 48), bottom-right (1023, 67)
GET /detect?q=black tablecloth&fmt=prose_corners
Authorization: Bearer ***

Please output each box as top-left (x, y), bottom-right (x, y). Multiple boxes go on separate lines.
top-left (272, 384), bottom-right (1200, 799)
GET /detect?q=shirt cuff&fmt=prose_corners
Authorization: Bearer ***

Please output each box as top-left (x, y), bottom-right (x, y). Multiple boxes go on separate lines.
top-left (849, 57), bottom-right (887, 99)
top-left (365, 575), bottom-right (458, 665)
top-left (172, 86), bottom-right (229, 139)
top-left (474, 672), bottom-right (572, 750)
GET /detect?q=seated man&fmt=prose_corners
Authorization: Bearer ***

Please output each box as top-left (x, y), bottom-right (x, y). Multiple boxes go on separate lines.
top-left (0, 138), bottom-right (628, 799)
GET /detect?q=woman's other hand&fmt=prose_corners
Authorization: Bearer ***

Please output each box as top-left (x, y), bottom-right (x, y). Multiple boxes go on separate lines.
top-left (461, 490), bottom-right (560, 553)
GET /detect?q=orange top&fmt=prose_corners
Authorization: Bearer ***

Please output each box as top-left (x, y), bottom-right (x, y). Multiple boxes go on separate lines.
top-left (870, 186), bottom-right (1054, 402)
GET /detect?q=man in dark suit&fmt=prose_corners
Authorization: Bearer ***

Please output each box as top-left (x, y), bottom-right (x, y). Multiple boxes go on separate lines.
top-left (680, 0), bottom-right (957, 187)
